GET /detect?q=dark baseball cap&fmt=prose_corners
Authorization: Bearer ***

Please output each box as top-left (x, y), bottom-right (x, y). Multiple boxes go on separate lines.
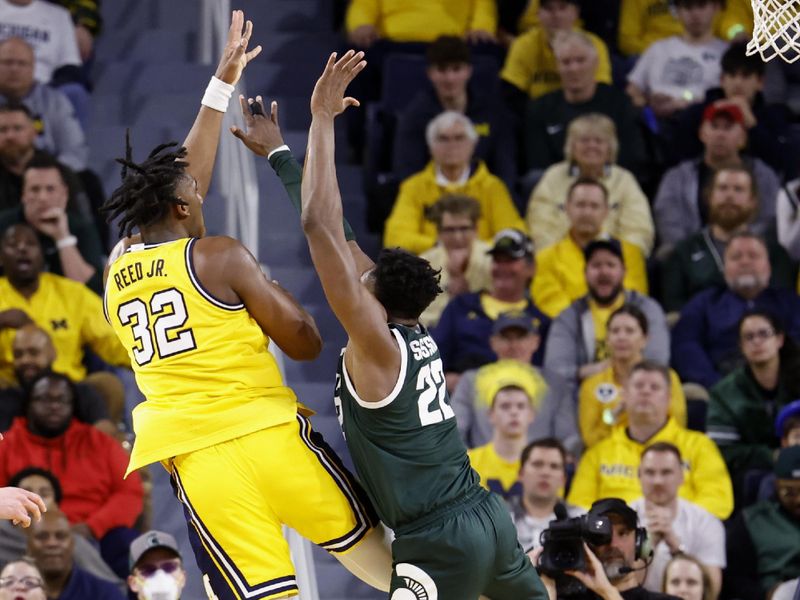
top-left (775, 446), bottom-right (800, 480)
top-left (487, 228), bottom-right (534, 259)
top-left (129, 530), bottom-right (181, 570)
top-left (702, 103), bottom-right (745, 126)
top-left (584, 238), bottom-right (624, 264)
top-left (589, 497), bottom-right (638, 530)
top-left (492, 312), bottom-right (539, 336)
top-left (775, 400), bottom-right (800, 437)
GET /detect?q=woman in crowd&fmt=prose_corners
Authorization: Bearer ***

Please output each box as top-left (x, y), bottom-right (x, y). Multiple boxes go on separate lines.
top-left (663, 554), bottom-right (713, 600)
top-left (0, 559), bottom-right (46, 600)
top-left (525, 113), bottom-right (654, 256)
top-left (578, 305), bottom-right (686, 448)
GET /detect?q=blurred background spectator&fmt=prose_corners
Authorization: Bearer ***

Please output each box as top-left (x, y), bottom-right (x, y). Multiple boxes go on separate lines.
top-left (531, 181), bottom-right (648, 318)
top-left (418, 195), bottom-right (492, 327)
top-left (578, 305), bottom-right (685, 449)
top-left (383, 111), bottom-right (523, 254)
top-left (526, 113), bottom-right (653, 256)
top-left (706, 310), bottom-right (800, 504)
top-left (450, 312), bottom-right (577, 451)
top-left (543, 239), bottom-right (669, 398)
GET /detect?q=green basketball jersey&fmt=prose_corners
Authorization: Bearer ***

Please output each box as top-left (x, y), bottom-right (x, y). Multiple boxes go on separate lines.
top-left (335, 323), bottom-right (480, 530)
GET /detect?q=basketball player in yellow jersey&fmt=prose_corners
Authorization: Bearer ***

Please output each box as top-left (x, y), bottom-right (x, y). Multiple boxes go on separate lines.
top-left (102, 12), bottom-right (391, 600)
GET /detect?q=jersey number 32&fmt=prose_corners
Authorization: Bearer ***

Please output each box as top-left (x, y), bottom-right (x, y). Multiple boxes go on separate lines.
top-left (117, 288), bottom-right (197, 366)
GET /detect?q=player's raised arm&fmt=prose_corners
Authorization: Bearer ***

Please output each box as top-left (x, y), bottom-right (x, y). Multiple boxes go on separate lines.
top-left (182, 9), bottom-right (261, 198)
top-left (300, 51), bottom-right (395, 359)
top-left (230, 95), bottom-right (375, 276)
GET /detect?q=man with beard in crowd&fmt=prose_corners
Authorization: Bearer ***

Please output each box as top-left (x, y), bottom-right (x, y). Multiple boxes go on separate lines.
top-left (661, 165), bottom-right (796, 313)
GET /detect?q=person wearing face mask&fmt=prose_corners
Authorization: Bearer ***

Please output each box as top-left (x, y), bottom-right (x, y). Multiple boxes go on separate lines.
top-left (127, 531), bottom-right (186, 600)
top-left (662, 554), bottom-right (714, 600)
top-left (0, 558), bottom-right (46, 600)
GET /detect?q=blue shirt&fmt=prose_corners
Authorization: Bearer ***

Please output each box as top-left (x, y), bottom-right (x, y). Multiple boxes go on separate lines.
top-left (58, 565), bottom-right (125, 600)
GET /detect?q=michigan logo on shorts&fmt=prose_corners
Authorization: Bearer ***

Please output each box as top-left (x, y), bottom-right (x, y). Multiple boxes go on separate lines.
top-left (391, 563), bottom-right (438, 600)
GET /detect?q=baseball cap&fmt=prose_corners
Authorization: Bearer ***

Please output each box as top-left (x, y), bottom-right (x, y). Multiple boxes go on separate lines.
top-left (775, 446), bottom-right (800, 480)
top-left (487, 228), bottom-right (534, 259)
top-left (589, 497), bottom-right (638, 529)
top-left (775, 400), bottom-right (800, 438)
top-left (492, 312), bottom-right (539, 336)
top-left (702, 103), bottom-right (745, 126)
top-left (129, 530), bottom-right (180, 570)
top-left (584, 238), bottom-right (624, 264)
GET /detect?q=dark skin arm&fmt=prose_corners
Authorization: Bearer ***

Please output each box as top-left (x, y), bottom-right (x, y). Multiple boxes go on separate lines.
top-left (301, 52), bottom-right (400, 401)
top-left (230, 95), bottom-right (375, 276)
top-left (192, 236), bottom-right (322, 361)
top-left (104, 10), bottom-right (261, 287)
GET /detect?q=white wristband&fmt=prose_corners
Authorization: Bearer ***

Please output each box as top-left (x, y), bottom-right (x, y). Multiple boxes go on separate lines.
top-left (201, 76), bottom-right (235, 113)
top-left (267, 144), bottom-right (291, 160)
top-left (56, 235), bottom-right (77, 249)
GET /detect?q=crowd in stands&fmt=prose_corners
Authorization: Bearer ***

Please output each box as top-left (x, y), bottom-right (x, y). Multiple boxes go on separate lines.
top-left (0, 0), bottom-right (798, 599)
top-left (344, 0), bottom-right (800, 597)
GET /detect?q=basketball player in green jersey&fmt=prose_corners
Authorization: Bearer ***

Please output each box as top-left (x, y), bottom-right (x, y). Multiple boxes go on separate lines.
top-left (230, 51), bottom-right (548, 600)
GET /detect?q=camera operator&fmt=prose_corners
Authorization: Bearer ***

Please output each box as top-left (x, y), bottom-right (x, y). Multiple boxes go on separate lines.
top-left (537, 498), bottom-right (680, 600)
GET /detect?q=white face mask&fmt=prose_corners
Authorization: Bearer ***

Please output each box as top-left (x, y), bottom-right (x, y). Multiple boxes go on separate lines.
top-left (140, 570), bottom-right (181, 600)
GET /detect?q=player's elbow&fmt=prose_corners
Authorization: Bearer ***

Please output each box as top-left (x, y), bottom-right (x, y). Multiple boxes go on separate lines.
top-left (286, 322), bottom-right (323, 361)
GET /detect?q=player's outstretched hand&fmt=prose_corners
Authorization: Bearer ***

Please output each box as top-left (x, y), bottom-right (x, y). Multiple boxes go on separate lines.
top-left (310, 50), bottom-right (367, 119)
top-left (0, 487), bottom-right (46, 528)
top-left (230, 96), bottom-right (285, 157)
top-left (214, 10), bottom-right (262, 87)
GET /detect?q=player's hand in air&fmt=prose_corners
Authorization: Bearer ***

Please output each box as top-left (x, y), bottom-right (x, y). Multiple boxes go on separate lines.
top-left (310, 50), bottom-right (367, 119)
top-left (230, 96), bottom-right (285, 157)
top-left (214, 10), bottom-right (262, 87)
top-left (0, 487), bottom-right (46, 527)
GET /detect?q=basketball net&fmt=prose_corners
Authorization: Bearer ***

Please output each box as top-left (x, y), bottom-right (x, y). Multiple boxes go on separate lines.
top-left (748, 0), bottom-right (800, 62)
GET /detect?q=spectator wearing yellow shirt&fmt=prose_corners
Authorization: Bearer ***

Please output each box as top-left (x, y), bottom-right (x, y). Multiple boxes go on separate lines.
top-left (526, 113), bottom-right (653, 256)
top-left (579, 305), bottom-right (686, 449)
top-left (500, 0), bottom-right (611, 114)
top-left (568, 361), bottom-right (734, 520)
top-left (384, 111), bottom-right (524, 255)
top-left (345, 0), bottom-right (498, 47)
top-left (619, 0), bottom-right (752, 58)
top-left (468, 384), bottom-right (537, 499)
top-left (531, 179), bottom-right (648, 318)
top-left (0, 224), bottom-right (129, 382)
top-left (419, 195), bottom-right (493, 327)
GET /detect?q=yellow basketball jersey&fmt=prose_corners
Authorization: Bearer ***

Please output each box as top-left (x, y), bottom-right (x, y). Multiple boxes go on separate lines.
top-left (104, 238), bottom-right (298, 475)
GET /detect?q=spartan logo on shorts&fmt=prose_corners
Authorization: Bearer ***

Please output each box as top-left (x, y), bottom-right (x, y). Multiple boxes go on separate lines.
top-left (390, 563), bottom-right (438, 600)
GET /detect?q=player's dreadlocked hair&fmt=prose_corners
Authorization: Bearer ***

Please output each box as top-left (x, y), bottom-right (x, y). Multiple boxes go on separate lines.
top-left (101, 131), bottom-right (190, 237)
top-left (373, 248), bottom-right (442, 320)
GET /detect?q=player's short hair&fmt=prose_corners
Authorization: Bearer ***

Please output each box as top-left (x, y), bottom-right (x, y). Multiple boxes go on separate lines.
top-left (641, 441), bottom-right (683, 464)
top-left (630, 360), bottom-right (671, 390)
top-left (8, 466), bottom-right (63, 505)
top-left (519, 438), bottom-right (567, 473)
top-left (721, 41), bottom-right (765, 77)
top-left (102, 134), bottom-right (190, 237)
top-left (373, 248), bottom-right (442, 320)
top-left (425, 194), bottom-right (481, 228)
top-left (426, 35), bottom-right (470, 67)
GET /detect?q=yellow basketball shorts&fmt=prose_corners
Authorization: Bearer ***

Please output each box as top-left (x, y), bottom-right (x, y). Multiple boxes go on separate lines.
top-left (169, 414), bottom-right (378, 600)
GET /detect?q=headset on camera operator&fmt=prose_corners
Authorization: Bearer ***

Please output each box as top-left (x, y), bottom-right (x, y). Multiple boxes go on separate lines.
top-left (534, 497), bottom-right (680, 600)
